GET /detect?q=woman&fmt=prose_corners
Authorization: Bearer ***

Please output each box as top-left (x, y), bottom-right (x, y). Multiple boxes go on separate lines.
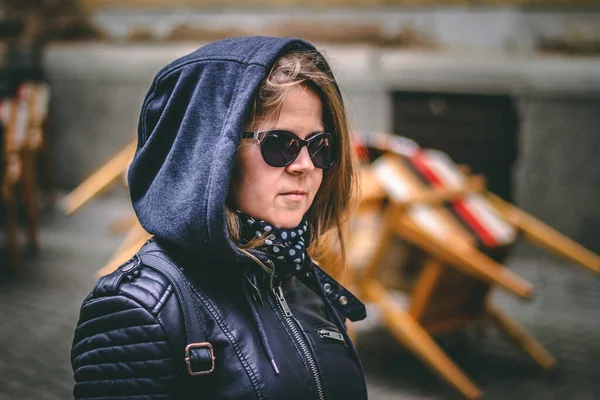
top-left (71, 36), bottom-right (367, 399)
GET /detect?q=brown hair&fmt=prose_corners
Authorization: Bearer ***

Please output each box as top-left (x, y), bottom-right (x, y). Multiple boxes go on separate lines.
top-left (227, 50), bottom-right (359, 281)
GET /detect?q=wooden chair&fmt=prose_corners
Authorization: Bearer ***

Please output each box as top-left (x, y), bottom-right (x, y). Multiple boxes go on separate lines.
top-left (23, 79), bottom-right (54, 207)
top-left (338, 139), bottom-right (600, 399)
top-left (0, 70), bottom-right (31, 269)
top-left (59, 136), bottom-right (150, 277)
top-left (15, 79), bottom-right (51, 251)
top-left (1, 112), bottom-right (21, 268)
top-left (97, 221), bottom-right (151, 277)
top-left (61, 139), bottom-right (136, 215)
top-left (0, 42), bottom-right (54, 270)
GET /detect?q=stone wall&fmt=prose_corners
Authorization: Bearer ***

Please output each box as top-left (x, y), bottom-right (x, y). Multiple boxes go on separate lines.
top-left (516, 97), bottom-right (600, 253)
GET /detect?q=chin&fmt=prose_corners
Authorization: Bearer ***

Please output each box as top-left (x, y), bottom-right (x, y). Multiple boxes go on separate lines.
top-left (271, 213), bottom-right (305, 229)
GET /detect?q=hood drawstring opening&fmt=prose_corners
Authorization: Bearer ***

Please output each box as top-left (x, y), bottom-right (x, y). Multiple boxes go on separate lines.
top-left (243, 270), bottom-right (280, 376)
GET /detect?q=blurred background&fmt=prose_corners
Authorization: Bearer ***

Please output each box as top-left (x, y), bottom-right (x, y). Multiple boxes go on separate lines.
top-left (1, 0), bottom-right (600, 399)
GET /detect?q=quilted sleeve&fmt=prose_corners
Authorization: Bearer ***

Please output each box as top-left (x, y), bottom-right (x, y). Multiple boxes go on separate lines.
top-left (71, 291), bottom-right (179, 399)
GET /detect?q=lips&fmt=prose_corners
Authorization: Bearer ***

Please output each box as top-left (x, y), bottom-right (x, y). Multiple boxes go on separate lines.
top-left (281, 190), bottom-right (306, 196)
top-left (280, 190), bottom-right (307, 201)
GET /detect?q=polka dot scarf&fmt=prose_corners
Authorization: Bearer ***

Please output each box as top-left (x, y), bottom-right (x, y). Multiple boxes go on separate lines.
top-left (236, 209), bottom-right (310, 273)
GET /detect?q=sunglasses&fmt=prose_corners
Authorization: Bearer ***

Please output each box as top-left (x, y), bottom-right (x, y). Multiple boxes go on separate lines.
top-left (242, 130), bottom-right (336, 169)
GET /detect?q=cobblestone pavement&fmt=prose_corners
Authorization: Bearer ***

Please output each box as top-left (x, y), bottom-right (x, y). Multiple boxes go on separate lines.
top-left (1, 193), bottom-right (599, 400)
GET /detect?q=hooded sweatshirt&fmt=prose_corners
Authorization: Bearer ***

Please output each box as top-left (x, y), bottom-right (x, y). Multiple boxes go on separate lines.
top-left (128, 36), bottom-right (328, 262)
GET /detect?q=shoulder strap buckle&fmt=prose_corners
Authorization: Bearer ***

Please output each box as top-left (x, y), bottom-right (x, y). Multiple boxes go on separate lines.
top-left (185, 342), bottom-right (216, 376)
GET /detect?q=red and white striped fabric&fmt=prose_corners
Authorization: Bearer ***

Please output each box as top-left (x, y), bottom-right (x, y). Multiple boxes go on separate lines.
top-left (367, 132), bottom-right (419, 158)
top-left (371, 156), bottom-right (474, 250)
top-left (369, 138), bottom-right (516, 250)
top-left (410, 150), bottom-right (516, 248)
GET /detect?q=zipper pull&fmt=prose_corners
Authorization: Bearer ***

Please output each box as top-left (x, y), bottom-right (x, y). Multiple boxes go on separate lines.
top-left (274, 285), bottom-right (293, 317)
top-left (318, 328), bottom-right (346, 344)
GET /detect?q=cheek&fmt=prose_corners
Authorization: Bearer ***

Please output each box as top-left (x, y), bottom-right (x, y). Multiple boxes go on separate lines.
top-left (311, 170), bottom-right (324, 198)
top-left (316, 170), bottom-right (324, 188)
top-left (232, 147), bottom-right (280, 206)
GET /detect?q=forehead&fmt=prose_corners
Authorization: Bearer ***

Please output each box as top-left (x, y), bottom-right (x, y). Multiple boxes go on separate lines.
top-left (279, 86), bottom-right (322, 112)
top-left (255, 86), bottom-right (324, 132)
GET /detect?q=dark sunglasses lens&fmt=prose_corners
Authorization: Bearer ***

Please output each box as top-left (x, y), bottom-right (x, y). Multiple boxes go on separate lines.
top-left (308, 134), bottom-right (335, 169)
top-left (261, 131), bottom-right (300, 167)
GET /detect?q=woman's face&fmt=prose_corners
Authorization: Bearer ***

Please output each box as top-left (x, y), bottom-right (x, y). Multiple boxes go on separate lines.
top-left (230, 86), bottom-right (324, 229)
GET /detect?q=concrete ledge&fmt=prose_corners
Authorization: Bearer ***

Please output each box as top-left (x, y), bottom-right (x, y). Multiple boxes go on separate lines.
top-left (46, 43), bottom-right (600, 96)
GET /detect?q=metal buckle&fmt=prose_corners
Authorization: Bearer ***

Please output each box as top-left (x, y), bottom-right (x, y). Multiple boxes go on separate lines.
top-left (184, 342), bottom-right (215, 376)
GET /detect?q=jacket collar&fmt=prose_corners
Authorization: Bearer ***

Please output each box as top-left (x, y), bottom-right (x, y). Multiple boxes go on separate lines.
top-left (151, 238), bottom-right (367, 323)
top-left (250, 250), bottom-right (366, 323)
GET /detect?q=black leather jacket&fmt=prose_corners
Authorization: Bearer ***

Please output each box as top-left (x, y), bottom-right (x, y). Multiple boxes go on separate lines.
top-left (71, 240), bottom-right (368, 399)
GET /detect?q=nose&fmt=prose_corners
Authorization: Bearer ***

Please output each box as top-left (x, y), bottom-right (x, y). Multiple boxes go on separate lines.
top-left (286, 146), bottom-right (315, 174)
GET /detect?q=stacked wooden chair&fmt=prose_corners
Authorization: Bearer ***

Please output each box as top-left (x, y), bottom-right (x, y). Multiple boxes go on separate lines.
top-left (338, 133), bottom-right (600, 399)
top-left (0, 36), bottom-right (53, 270)
top-left (0, 68), bottom-right (20, 268)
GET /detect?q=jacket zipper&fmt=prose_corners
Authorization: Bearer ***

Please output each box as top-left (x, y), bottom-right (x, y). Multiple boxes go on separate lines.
top-left (239, 249), bottom-right (325, 400)
top-left (271, 280), bottom-right (325, 400)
